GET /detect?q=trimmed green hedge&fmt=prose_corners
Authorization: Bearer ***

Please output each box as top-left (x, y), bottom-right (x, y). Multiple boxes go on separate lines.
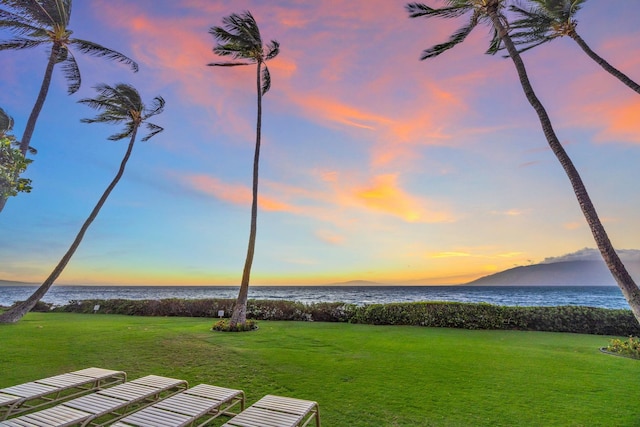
top-left (42, 298), bottom-right (640, 336)
top-left (349, 302), bottom-right (639, 335)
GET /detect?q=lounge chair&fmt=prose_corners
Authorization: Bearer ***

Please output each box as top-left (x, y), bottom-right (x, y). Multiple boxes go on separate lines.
top-left (222, 395), bottom-right (320, 427)
top-left (110, 383), bottom-right (245, 427)
top-left (0, 367), bottom-right (126, 420)
top-left (0, 374), bottom-right (187, 427)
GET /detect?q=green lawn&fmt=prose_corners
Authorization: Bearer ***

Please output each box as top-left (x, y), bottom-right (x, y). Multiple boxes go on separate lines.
top-left (1, 313), bottom-right (638, 426)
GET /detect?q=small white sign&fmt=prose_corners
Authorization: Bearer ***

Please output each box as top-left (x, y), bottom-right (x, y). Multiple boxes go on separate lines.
top-left (218, 310), bottom-right (225, 318)
top-left (93, 304), bottom-right (100, 312)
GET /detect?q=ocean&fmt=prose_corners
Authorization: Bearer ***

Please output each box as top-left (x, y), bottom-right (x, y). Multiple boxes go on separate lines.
top-left (0, 285), bottom-right (630, 310)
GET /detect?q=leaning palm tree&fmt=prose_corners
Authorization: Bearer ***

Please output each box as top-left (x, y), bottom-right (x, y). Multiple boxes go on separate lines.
top-left (0, 83), bottom-right (164, 323)
top-left (406, 1), bottom-right (640, 324)
top-left (0, 0), bottom-right (138, 213)
top-left (504, 0), bottom-right (640, 95)
top-left (207, 10), bottom-right (279, 328)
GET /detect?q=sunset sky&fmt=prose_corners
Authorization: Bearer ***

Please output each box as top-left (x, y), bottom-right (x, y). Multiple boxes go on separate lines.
top-left (1, 0), bottom-right (639, 286)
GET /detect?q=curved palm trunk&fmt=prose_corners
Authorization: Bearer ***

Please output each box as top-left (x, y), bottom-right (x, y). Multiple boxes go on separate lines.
top-left (487, 9), bottom-right (640, 324)
top-left (570, 32), bottom-right (640, 95)
top-left (20, 43), bottom-right (60, 155)
top-left (229, 62), bottom-right (263, 327)
top-left (0, 44), bottom-right (59, 214)
top-left (0, 128), bottom-right (139, 323)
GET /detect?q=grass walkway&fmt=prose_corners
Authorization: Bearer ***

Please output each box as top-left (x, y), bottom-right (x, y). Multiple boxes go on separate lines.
top-left (1, 313), bottom-right (638, 426)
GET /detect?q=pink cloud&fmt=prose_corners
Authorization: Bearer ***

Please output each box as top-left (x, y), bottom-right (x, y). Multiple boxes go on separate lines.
top-left (185, 175), bottom-right (302, 213)
top-left (92, 0), bottom-right (504, 171)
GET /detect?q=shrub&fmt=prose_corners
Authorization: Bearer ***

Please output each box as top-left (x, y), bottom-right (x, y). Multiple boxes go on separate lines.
top-left (308, 302), bottom-right (357, 322)
top-left (246, 299), bottom-right (309, 321)
top-left (211, 319), bottom-right (258, 332)
top-left (605, 336), bottom-right (640, 359)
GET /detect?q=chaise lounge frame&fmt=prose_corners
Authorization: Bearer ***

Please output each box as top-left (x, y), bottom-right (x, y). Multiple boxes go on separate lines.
top-left (0, 367), bottom-right (126, 420)
top-left (0, 374), bottom-right (187, 427)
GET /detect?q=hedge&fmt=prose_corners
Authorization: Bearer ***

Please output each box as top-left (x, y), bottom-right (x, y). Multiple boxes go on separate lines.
top-left (22, 298), bottom-right (640, 336)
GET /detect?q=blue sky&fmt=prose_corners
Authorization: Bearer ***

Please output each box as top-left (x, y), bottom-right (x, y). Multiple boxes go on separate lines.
top-left (1, 0), bottom-right (639, 286)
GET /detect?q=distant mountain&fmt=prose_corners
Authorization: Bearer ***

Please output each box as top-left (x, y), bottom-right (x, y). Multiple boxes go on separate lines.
top-left (465, 260), bottom-right (640, 286)
top-left (0, 279), bottom-right (36, 287)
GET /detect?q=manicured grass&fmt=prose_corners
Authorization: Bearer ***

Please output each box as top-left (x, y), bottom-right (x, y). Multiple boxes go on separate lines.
top-left (1, 313), bottom-right (638, 426)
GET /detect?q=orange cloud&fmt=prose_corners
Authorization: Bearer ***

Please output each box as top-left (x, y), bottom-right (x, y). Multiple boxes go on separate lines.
top-left (352, 174), bottom-right (452, 223)
top-left (594, 100), bottom-right (640, 143)
top-left (291, 93), bottom-right (391, 131)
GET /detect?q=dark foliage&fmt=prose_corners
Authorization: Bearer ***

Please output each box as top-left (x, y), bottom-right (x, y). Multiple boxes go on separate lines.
top-left (53, 299), bottom-right (640, 336)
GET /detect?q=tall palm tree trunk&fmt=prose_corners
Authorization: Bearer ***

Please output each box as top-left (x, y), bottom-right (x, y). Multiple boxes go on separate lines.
top-left (487, 7), bottom-right (640, 324)
top-left (20, 43), bottom-right (60, 156)
top-left (569, 33), bottom-right (640, 95)
top-left (0, 128), bottom-right (138, 323)
top-left (230, 62), bottom-right (263, 327)
top-left (0, 45), bottom-right (59, 214)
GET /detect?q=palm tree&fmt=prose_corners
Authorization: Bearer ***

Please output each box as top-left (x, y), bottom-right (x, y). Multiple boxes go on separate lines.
top-left (0, 0), bottom-right (138, 213)
top-left (207, 10), bottom-right (279, 328)
top-left (505, 0), bottom-right (640, 95)
top-left (406, 1), bottom-right (640, 324)
top-left (0, 83), bottom-right (164, 323)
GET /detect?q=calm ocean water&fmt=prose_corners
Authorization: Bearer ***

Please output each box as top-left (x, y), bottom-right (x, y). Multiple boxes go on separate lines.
top-left (0, 285), bottom-right (629, 310)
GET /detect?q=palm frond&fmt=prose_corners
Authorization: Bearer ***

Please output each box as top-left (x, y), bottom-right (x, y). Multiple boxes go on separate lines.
top-left (222, 11), bottom-right (261, 46)
top-left (1, 0), bottom-right (52, 27)
top-left (141, 123), bottom-right (163, 142)
top-left (0, 10), bottom-right (46, 36)
top-left (485, 27), bottom-right (503, 55)
top-left (265, 40), bottom-right (279, 60)
top-left (144, 96), bottom-right (166, 119)
top-left (0, 107), bottom-right (14, 134)
top-left (70, 39), bottom-right (139, 72)
top-left (505, 0), bottom-right (582, 53)
top-left (261, 64), bottom-right (271, 95)
top-left (209, 10), bottom-right (278, 96)
top-left (420, 19), bottom-right (478, 60)
top-left (59, 51), bottom-right (81, 94)
top-left (0, 38), bottom-right (48, 51)
top-left (209, 10), bottom-right (267, 63)
top-left (206, 61), bottom-right (250, 67)
top-left (79, 83), bottom-right (164, 142)
top-left (406, 3), bottom-right (471, 19)
top-left (107, 122), bottom-right (135, 141)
